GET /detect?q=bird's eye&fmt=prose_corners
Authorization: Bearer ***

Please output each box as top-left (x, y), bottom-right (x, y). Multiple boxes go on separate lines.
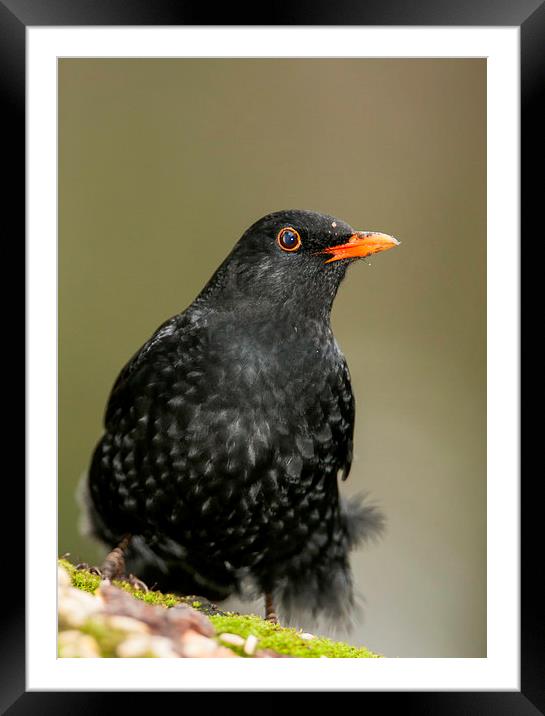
top-left (277, 227), bottom-right (302, 252)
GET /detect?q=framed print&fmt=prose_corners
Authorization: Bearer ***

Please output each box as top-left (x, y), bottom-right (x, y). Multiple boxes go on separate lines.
top-left (9, 0), bottom-right (540, 711)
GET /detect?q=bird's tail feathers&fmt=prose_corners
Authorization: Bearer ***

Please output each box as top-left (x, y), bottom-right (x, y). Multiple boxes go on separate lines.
top-left (272, 492), bottom-right (386, 633)
top-left (342, 491), bottom-right (386, 549)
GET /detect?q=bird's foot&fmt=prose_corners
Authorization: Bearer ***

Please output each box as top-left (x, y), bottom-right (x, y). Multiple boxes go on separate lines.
top-left (76, 534), bottom-right (142, 586)
top-left (76, 562), bottom-right (102, 577)
top-left (76, 561), bottom-right (149, 592)
top-left (118, 573), bottom-right (150, 593)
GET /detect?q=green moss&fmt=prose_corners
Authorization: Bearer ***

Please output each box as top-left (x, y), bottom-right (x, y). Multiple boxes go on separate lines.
top-left (60, 559), bottom-right (102, 593)
top-left (59, 559), bottom-right (380, 658)
top-left (123, 587), bottom-right (182, 608)
top-left (211, 614), bottom-right (380, 658)
top-left (60, 559), bottom-right (183, 607)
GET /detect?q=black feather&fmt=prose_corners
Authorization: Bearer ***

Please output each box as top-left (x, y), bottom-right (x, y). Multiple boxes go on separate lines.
top-left (85, 209), bottom-right (388, 623)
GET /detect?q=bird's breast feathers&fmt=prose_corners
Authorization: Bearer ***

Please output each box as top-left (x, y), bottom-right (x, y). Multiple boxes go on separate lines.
top-left (109, 314), bottom-right (354, 494)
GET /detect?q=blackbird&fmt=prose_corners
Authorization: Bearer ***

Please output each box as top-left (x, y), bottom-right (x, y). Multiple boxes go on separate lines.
top-left (83, 209), bottom-right (399, 625)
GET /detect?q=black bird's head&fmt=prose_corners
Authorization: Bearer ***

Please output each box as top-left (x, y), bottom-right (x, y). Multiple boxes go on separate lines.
top-left (197, 209), bottom-right (399, 318)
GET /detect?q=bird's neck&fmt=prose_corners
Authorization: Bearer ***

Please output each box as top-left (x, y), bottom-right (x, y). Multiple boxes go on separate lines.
top-left (192, 260), bottom-right (343, 326)
top-left (187, 298), bottom-right (340, 373)
top-left (193, 290), bottom-right (336, 331)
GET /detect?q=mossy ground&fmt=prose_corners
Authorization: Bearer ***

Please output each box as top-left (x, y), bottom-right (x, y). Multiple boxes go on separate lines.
top-left (61, 559), bottom-right (182, 607)
top-left (212, 614), bottom-right (379, 658)
top-left (59, 558), bottom-right (220, 612)
top-left (59, 559), bottom-right (380, 658)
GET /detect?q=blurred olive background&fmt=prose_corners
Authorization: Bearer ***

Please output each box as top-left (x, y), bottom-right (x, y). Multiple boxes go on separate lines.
top-left (59, 59), bottom-right (486, 657)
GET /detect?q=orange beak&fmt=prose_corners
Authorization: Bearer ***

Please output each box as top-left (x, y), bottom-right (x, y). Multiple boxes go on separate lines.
top-left (319, 231), bottom-right (400, 263)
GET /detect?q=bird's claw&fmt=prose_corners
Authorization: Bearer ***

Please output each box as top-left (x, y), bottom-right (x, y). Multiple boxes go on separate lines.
top-left (76, 562), bottom-right (103, 578)
top-left (76, 562), bottom-right (148, 591)
top-left (125, 573), bottom-right (150, 593)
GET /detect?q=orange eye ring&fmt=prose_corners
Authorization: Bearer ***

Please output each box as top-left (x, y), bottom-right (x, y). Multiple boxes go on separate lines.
top-left (277, 227), bottom-right (302, 252)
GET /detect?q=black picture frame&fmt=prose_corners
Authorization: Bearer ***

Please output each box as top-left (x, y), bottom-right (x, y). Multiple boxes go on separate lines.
top-left (8, 0), bottom-right (539, 712)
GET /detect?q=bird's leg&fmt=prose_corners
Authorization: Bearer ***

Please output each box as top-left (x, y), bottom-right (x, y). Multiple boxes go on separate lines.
top-left (100, 533), bottom-right (132, 581)
top-left (264, 592), bottom-right (279, 624)
top-left (76, 534), bottom-right (149, 592)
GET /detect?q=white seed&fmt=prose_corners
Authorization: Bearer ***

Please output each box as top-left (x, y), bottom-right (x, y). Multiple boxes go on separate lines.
top-left (218, 633), bottom-right (245, 647)
top-left (300, 632), bottom-right (315, 641)
top-left (243, 634), bottom-right (259, 656)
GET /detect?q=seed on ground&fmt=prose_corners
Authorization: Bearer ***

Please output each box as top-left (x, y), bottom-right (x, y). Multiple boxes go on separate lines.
top-left (219, 632), bottom-right (246, 647)
top-left (244, 634), bottom-right (259, 656)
